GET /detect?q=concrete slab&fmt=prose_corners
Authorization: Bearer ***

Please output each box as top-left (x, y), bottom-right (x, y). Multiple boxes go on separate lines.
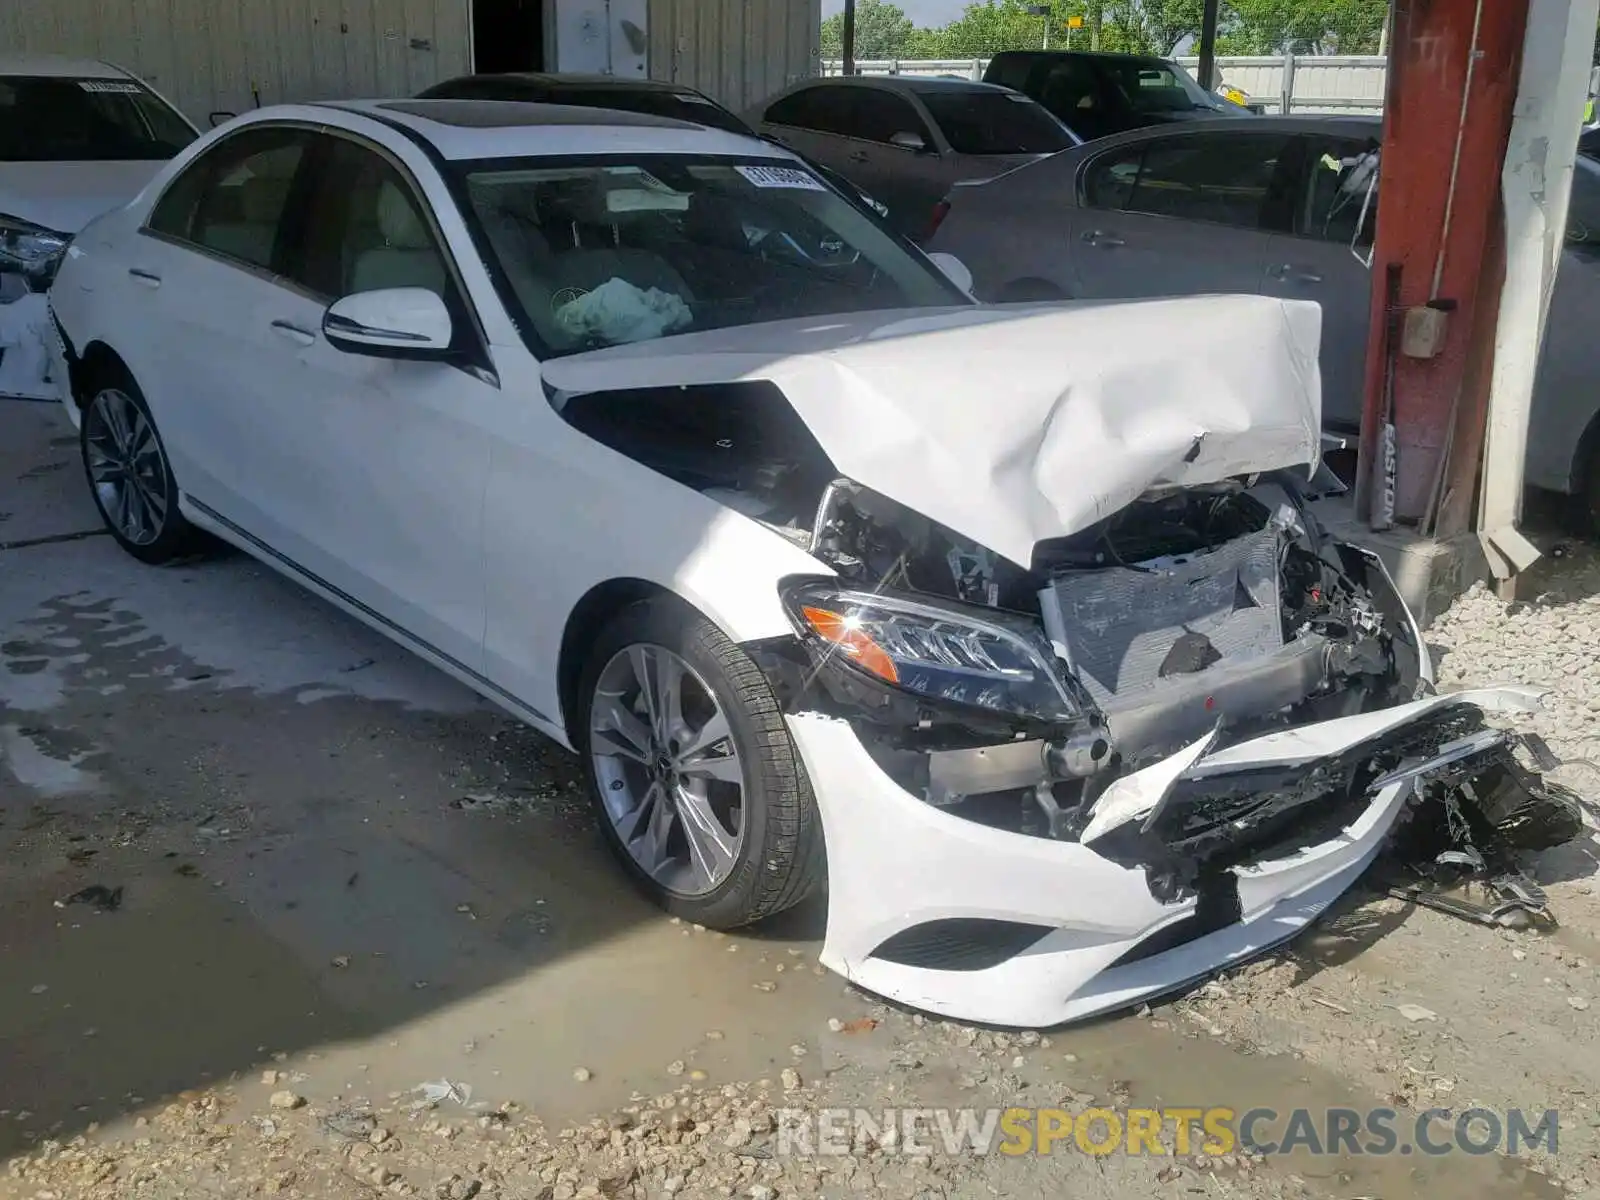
top-left (1311, 492), bottom-right (1490, 628)
top-left (0, 396), bottom-right (98, 548)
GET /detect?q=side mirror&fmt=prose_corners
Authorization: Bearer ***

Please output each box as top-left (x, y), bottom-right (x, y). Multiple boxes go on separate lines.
top-left (323, 288), bottom-right (453, 358)
top-left (925, 251), bottom-right (974, 296)
top-left (208, 110), bottom-right (237, 128)
top-left (889, 131), bottom-right (927, 153)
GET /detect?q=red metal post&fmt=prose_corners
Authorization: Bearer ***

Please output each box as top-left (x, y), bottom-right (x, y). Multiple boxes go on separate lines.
top-left (1353, 0), bottom-right (1531, 531)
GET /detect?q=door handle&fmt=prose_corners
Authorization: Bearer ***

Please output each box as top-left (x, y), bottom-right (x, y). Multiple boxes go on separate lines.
top-left (128, 267), bottom-right (162, 287)
top-left (1081, 230), bottom-right (1125, 247)
top-left (1269, 262), bottom-right (1323, 283)
top-left (848, 149), bottom-right (868, 163)
top-left (269, 318), bottom-right (317, 346)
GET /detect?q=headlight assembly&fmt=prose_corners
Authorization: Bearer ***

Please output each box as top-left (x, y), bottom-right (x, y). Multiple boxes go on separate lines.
top-left (783, 582), bottom-right (1081, 721)
top-left (0, 214), bottom-right (71, 286)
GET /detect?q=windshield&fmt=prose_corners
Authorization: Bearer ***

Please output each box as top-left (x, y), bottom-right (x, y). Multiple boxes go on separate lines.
top-left (0, 76), bottom-right (197, 162)
top-left (919, 90), bottom-right (1078, 155)
top-left (457, 155), bottom-right (964, 359)
top-left (1101, 59), bottom-right (1222, 114)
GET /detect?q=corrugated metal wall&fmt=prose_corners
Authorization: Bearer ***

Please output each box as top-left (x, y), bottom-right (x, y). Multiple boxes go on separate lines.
top-left (1, 0), bottom-right (816, 125)
top-left (648, 0), bottom-right (819, 113)
top-left (0, 0), bottom-right (471, 122)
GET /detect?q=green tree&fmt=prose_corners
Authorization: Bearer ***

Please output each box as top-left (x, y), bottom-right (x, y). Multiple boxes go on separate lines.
top-left (1218, 0), bottom-right (1387, 54)
top-left (821, 0), bottom-right (917, 60)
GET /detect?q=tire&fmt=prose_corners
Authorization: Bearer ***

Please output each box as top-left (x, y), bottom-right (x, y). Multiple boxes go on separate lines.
top-left (576, 596), bottom-right (824, 929)
top-left (1582, 441), bottom-right (1600, 540)
top-left (79, 364), bottom-right (207, 565)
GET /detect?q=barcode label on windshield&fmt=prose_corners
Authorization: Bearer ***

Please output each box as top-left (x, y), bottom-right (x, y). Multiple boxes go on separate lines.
top-left (736, 165), bottom-right (827, 191)
top-left (78, 80), bottom-right (144, 94)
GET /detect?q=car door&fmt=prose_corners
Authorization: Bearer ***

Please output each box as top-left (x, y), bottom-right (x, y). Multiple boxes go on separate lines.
top-left (830, 87), bottom-right (947, 237)
top-left (1067, 129), bottom-right (1295, 301)
top-left (1260, 132), bottom-right (1381, 430)
top-left (756, 84), bottom-right (854, 172)
top-left (125, 124), bottom-right (317, 517)
top-left (237, 131), bottom-right (496, 673)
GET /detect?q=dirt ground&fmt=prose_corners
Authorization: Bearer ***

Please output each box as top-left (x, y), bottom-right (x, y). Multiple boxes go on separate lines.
top-left (2, 396), bottom-right (1598, 1200)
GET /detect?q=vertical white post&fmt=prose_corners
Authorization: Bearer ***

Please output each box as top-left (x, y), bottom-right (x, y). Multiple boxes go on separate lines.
top-left (1280, 49), bottom-right (1297, 114)
top-left (1477, 0), bottom-right (1600, 579)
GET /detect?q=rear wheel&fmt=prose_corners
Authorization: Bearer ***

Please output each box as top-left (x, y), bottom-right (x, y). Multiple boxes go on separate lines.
top-left (79, 367), bottom-right (206, 564)
top-left (577, 597), bottom-right (824, 928)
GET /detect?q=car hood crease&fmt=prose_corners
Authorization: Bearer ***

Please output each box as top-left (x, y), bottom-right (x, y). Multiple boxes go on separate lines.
top-left (542, 295), bottom-right (1324, 566)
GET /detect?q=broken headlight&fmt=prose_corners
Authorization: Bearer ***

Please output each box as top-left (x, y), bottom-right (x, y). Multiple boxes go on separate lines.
top-left (783, 583), bottom-right (1080, 721)
top-left (0, 214), bottom-right (71, 288)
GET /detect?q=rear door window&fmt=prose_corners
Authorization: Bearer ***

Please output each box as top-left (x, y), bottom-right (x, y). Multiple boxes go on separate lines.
top-left (763, 86), bottom-right (854, 136)
top-left (146, 125), bottom-right (312, 272)
top-left (1082, 132), bottom-right (1294, 230)
top-left (919, 90), bottom-right (1076, 154)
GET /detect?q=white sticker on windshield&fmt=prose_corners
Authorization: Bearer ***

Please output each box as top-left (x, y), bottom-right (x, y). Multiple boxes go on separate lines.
top-left (736, 165), bottom-right (827, 191)
top-left (77, 80), bottom-right (144, 94)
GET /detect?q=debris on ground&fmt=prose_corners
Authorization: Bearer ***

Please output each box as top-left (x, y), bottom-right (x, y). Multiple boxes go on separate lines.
top-left (54, 885), bottom-right (122, 912)
top-left (410, 1080), bottom-right (473, 1110)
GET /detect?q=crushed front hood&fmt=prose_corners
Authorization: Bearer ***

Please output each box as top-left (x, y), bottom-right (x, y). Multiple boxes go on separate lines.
top-left (542, 296), bottom-right (1322, 566)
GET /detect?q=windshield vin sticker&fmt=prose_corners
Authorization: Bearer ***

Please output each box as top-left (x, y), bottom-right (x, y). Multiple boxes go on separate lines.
top-left (77, 80), bottom-right (145, 93)
top-left (736, 165), bottom-right (828, 191)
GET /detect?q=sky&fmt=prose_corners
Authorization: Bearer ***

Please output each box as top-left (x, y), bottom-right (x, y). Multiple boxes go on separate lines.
top-left (821, 0), bottom-right (970, 24)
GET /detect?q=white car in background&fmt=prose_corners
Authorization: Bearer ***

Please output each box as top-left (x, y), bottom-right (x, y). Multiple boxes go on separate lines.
top-left (0, 54), bottom-right (198, 397)
top-left (46, 99), bottom-right (1578, 1026)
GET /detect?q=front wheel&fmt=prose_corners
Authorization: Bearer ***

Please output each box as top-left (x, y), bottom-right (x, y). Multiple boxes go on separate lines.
top-left (577, 597), bottom-right (824, 928)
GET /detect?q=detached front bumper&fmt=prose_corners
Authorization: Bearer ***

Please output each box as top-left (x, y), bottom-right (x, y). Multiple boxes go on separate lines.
top-left (0, 290), bottom-right (59, 402)
top-left (791, 686), bottom-right (1547, 1028)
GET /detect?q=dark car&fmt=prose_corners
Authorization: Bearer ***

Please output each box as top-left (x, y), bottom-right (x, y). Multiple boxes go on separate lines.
top-left (983, 51), bottom-right (1244, 142)
top-left (749, 76), bottom-right (1079, 240)
top-left (417, 73), bottom-right (894, 226)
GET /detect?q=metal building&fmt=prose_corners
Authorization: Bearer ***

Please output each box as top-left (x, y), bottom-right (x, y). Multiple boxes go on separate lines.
top-left (0, 0), bottom-right (819, 123)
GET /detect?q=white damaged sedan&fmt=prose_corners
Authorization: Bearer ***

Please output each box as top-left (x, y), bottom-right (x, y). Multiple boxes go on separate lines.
top-left (47, 100), bottom-right (1576, 1026)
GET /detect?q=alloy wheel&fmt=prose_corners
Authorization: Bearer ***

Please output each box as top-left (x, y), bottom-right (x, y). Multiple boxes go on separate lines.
top-left (589, 643), bottom-right (746, 897)
top-left (85, 389), bottom-right (169, 547)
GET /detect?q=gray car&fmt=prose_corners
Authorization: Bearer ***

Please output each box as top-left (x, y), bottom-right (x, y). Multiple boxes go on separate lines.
top-left (748, 76), bottom-right (1080, 241)
top-left (926, 114), bottom-right (1600, 529)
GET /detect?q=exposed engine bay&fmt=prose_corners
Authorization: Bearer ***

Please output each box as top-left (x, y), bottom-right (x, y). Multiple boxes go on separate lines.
top-left (560, 379), bottom-right (1584, 930)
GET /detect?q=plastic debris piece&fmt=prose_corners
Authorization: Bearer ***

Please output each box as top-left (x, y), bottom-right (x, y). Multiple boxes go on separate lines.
top-left (410, 1079), bottom-right (473, 1109)
top-left (55, 885), bottom-right (123, 911)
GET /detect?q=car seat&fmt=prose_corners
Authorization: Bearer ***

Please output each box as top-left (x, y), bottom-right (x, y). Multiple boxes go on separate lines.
top-left (349, 182), bottom-right (448, 295)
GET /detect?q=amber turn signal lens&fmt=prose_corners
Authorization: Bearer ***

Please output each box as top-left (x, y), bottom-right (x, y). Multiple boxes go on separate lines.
top-left (799, 605), bottom-right (900, 684)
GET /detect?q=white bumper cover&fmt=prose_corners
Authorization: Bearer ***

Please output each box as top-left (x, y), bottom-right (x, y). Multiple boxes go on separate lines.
top-left (0, 291), bottom-right (57, 401)
top-left (792, 686), bottom-right (1545, 1028)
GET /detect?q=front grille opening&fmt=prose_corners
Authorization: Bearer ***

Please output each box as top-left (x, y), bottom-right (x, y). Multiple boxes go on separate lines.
top-left (1108, 873), bottom-right (1242, 968)
top-left (870, 918), bottom-right (1054, 972)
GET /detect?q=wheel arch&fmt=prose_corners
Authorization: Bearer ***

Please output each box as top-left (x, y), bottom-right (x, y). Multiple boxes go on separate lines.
top-left (68, 340), bottom-right (133, 408)
top-left (556, 577), bottom-right (679, 743)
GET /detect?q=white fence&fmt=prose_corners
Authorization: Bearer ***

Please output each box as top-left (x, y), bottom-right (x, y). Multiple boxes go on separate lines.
top-left (820, 54), bottom-right (1388, 115)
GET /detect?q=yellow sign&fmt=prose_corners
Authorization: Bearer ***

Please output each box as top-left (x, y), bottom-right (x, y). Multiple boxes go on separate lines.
top-left (1066, 14), bottom-right (1084, 27)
